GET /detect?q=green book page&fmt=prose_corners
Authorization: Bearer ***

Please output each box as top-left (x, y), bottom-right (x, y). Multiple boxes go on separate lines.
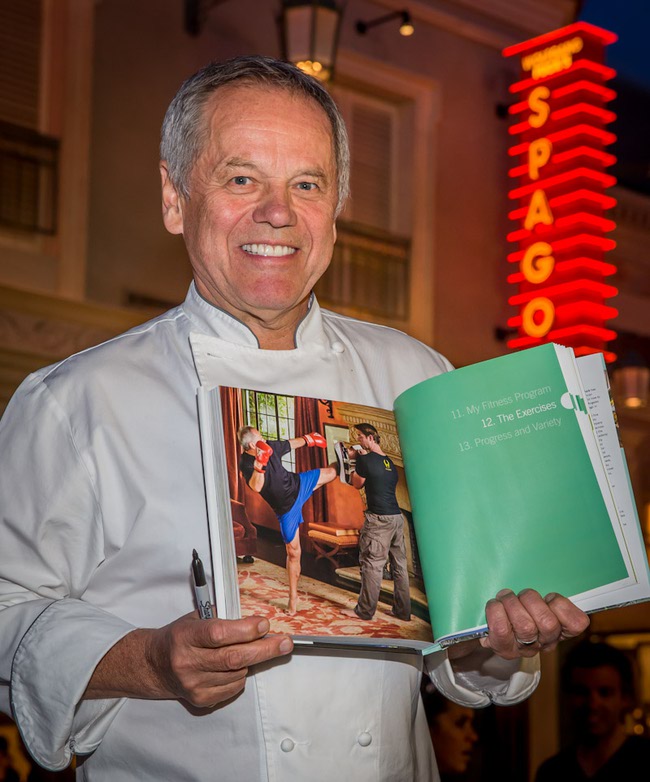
top-left (393, 344), bottom-right (628, 643)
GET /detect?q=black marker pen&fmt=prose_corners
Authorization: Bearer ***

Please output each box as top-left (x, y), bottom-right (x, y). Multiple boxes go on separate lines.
top-left (192, 549), bottom-right (214, 620)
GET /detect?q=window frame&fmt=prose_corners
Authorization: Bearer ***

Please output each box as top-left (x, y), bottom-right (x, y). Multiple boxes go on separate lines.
top-left (242, 390), bottom-right (296, 472)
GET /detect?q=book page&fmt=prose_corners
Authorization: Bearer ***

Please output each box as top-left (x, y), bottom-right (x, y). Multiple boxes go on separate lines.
top-left (394, 343), bottom-right (630, 644)
top-left (197, 387), bottom-right (241, 620)
top-left (552, 346), bottom-right (636, 585)
top-left (573, 352), bottom-right (650, 610)
top-left (198, 385), bottom-right (435, 653)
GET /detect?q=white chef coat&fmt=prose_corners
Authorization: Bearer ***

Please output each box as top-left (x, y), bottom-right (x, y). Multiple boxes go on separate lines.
top-left (0, 283), bottom-right (539, 781)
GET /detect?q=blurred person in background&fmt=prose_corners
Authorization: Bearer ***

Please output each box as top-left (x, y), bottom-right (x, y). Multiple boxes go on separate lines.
top-left (535, 640), bottom-right (650, 781)
top-left (422, 677), bottom-right (479, 780)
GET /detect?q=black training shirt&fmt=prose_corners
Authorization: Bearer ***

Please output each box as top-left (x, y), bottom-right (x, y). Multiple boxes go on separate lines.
top-left (355, 451), bottom-right (401, 515)
top-left (239, 440), bottom-right (300, 516)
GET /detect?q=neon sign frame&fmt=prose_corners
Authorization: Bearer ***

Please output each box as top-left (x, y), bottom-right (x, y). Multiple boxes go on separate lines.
top-left (503, 22), bottom-right (618, 362)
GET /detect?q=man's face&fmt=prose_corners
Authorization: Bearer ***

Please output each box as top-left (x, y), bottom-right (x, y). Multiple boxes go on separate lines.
top-left (356, 432), bottom-right (372, 451)
top-left (568, 665), bottom-right (630, 740)
top-left (162, 84), bottom-right (338, 325)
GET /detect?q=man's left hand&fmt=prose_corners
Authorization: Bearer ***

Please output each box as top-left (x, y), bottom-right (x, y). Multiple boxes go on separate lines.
top-left (478, 588), bottom-right (589, 659)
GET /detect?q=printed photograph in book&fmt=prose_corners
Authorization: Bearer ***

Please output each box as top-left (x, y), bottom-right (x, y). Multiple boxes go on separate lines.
top-left (218, 386), bottom-right (435, 646)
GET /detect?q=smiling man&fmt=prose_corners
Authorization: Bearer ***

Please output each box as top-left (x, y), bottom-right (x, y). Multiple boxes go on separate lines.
top-left (161, 82), bottom-right (339, 346)
top-left (0, 56), bottom-right (589, 781)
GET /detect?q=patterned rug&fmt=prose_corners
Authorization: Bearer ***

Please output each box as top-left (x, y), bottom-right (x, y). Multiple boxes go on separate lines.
top-left (238, 558), bottom-right (433, 642)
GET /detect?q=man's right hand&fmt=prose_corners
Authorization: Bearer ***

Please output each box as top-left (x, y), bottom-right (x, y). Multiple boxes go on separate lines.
top-left (85, 614), bottom-right (293, 709)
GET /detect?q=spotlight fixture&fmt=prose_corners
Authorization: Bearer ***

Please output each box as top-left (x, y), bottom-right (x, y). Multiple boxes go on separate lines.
top-left (356, 10), bottom-right (414, 37)
top-left (281, 0), bottom-right (345, 83)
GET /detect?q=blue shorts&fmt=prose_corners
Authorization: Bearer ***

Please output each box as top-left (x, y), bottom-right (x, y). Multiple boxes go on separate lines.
top-left (277, 469), bottom-right (321, 544)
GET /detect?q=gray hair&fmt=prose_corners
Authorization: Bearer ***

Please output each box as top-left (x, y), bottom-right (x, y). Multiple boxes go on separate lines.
top-left (238, 425), bottom-right (260, 450)
top-left (160, 55), bottom-right (350, 216)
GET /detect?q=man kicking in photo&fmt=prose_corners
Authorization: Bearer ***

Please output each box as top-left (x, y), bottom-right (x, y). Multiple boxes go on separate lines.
top-left (238, 425), bottom-right (337, 614)
top-left (339, 423), bottom-right (411, 622)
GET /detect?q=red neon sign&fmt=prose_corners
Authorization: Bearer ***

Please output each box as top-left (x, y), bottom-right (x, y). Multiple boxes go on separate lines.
top-left (503, 21), bottom-right (618, 362)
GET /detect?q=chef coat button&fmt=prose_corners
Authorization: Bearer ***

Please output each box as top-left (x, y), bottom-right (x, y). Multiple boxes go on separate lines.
top-left (280, 738), bottom-right (295, 753)
top-left (357, 732), bottom-right (372, 747)
top-left (331, 340), bottom-right (345, 353)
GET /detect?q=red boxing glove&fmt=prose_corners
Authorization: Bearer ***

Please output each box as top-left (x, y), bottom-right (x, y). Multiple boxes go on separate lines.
top-left (303, 432), bottom-right (327, 448)
top-left (255, 440), bottom-right (273, 470)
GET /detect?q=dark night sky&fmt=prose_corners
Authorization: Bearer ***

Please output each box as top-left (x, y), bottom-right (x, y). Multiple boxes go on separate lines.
top-left (579, 0), bottom-right (650, 89)
top-left (578, 0), bottom-right (650, 195)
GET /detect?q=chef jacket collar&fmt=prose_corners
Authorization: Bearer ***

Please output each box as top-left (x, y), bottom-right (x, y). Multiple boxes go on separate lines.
top-left (181, 281), bottom-right (329, 351)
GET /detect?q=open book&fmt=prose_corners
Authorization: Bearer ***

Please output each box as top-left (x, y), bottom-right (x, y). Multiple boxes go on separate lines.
top-left (196, 343), bottom-right (649, 654)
